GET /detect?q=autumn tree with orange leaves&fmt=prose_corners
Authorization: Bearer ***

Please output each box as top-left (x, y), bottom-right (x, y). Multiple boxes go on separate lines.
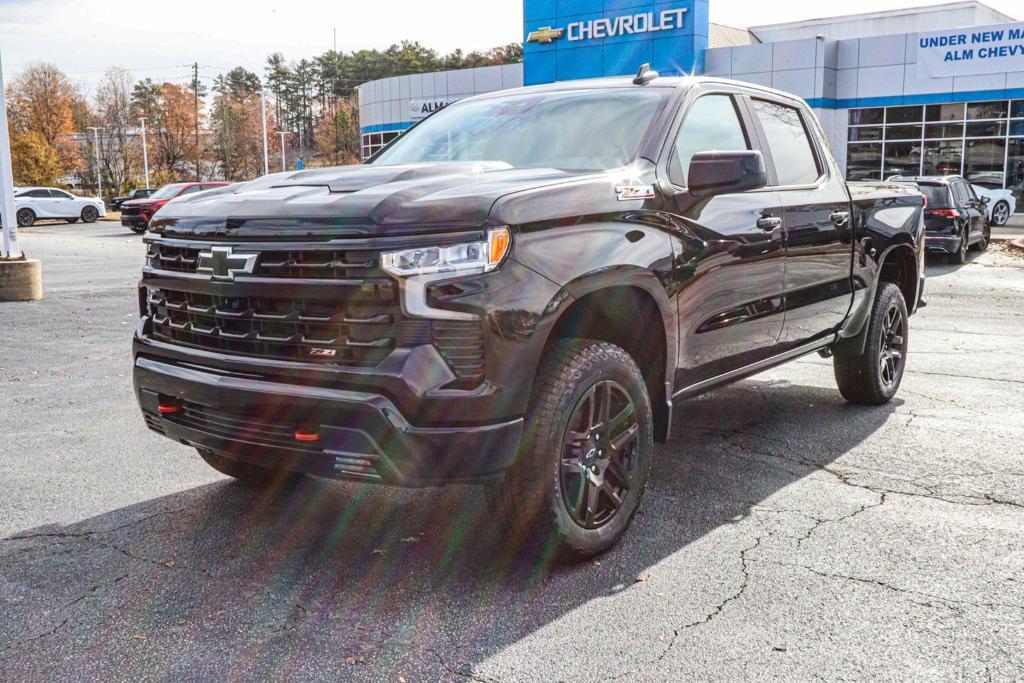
top-left (6, 62), bottom-right (82, 184)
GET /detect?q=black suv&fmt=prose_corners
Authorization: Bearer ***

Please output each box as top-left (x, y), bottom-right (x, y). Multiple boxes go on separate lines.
top-left (890, 175), bottom-right (991, 263)
top-left (111, 188), bottom-right (156, 212)
top-left (134, 75), bottom-right (925, 560)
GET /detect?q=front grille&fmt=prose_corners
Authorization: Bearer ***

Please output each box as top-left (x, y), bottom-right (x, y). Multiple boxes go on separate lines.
top-left (147, 287), bottom-right (399, 366)
top-left (122, 206), bottom-right (141, 217)
top-left (146, 243), bottom-right (381, 280)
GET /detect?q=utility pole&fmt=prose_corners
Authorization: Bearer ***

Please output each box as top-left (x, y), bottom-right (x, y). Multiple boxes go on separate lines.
top-left (278, 131), bottom-right (289, 172)
top-left (192, 62), bottom-right (200, 181)
top-left (260, 90), bottom-right (269, 176)
top-left (87, 126), bottom-right (105, 199)
top-left (139, 117), bottom-right (150, 188)
top-left (0, 46), bottom-right (23, 259)
top-left (333, 28), bottom-right (337, 52)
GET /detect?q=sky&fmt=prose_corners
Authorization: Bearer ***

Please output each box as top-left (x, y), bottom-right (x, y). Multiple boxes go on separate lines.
top-left (1, 0), bottom-right (1022, 92)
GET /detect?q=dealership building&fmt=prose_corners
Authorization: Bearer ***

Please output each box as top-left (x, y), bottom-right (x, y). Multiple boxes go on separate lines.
top-left (358, 0), bottom-right (1024, 212)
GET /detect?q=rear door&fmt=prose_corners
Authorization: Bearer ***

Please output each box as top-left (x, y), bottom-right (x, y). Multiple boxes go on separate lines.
top-left (663, 87), bottom-right (787, 387)
top-left (748, 97), bottom-right (854, 348)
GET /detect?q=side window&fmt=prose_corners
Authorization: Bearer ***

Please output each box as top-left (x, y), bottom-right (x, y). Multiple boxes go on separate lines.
top-left (669, 94), bottom-right (750, 186)
top-left (179, 185), bottom-right (203, 196)
top-left (752, 99), bottom-right (822, 186)
top-left (51, 190), bottom-right (72, 199)
top-left (951, 182), bottom-right (969, 207)
top-left (26, 189), bottom-right (50, 198)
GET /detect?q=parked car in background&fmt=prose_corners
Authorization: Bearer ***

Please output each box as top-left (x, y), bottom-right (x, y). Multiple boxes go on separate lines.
top-left (121, 182), bottom-right (232, 233)
top-left (13, 187), bottom-right (106, 226)
top-left (970, 183), bottom-right (1016, 227)
top-left (889, 175), bottom-right (991, 263)
top-left (112, 188), bottom-right (157, 212)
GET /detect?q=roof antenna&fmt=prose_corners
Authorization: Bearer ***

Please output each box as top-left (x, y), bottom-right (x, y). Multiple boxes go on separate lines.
top-left (633, 63), bottom-right (659, 86)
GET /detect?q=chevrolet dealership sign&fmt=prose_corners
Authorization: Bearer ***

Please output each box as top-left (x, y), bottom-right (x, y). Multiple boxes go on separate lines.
top-left (522, 0), bottom-right (705, 85)
top-left (528, 8), bottom-right (689, 44)
top-left (917, 22), bottom-right (1024, 77)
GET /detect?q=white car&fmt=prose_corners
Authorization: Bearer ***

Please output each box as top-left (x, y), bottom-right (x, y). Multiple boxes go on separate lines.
top-left (971, 184), bottom-right (1016, 226)
top-left (13, 187), bottom-right (106, 227)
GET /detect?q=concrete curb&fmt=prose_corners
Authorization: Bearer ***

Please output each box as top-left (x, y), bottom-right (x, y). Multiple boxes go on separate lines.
top-left (0, 258), bottom-right (43, 301)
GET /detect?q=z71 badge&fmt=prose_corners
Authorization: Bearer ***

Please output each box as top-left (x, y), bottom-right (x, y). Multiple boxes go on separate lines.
top-left (615, 185), bottom-right (656, 201)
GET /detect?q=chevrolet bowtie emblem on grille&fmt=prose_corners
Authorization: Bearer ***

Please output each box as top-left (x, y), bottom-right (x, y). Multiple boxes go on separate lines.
top-left (197, 246), bottom-right (259, 281)
top-left (527, 26), bottom-right (565, 44)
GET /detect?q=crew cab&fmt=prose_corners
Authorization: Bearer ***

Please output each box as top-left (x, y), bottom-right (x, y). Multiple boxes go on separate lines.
top-left (134, 74), bottom-right (925, 561)
top-left (121, 182), bottom-right (231, 233)
top-left (112, 188), bottom-right (156, 212)
top-left (889, 175), bottom-right (991, 263)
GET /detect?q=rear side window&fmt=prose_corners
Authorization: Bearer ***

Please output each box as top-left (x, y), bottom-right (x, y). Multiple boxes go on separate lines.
top-left (752, 99), bottom-right (821, 186)
top-left (951, 181), bottom-right (971, 207)
top-left (179, 185), bottom-right (204, 196)
top-left (670, 94), bottom-right (750, 186)
top-left (918, 185), bottom-right (951, 208)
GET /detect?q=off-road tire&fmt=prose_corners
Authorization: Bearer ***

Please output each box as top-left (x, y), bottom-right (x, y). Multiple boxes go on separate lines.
top-left (16, 208), bottom-right (35, 227)
top-left (198, 448), bottom-right (302, 488)
top-left (834, 283), bottom-right (909, 405)
top-left (492, 339), bottom-right (654, 562)
top-left (81, 206), bottom-right (99, 223)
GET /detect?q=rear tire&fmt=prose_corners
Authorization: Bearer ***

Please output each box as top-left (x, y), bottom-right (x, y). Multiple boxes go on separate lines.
top-left (16, 208), bottom-right (35, 227)
top-left (81, 206), bottom-right (99, 223)
top-left (833, 283), bottom-right (909, 406)
top-left (491, 339), bottom-right (654, 562)
top-left (198, 448), bottom-right (303, 488)
top-left (950, 226), bottom-right (969, 264)
top-left (66, 218), bottom-right (79, 224)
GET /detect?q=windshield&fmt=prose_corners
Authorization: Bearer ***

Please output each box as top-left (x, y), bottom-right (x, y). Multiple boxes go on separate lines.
top-left (372, 88), bottom-right (670, 172)
top-left (918, 184), bottom-right (951, 208)
top-left (149, 183), bottom-right (188, 200)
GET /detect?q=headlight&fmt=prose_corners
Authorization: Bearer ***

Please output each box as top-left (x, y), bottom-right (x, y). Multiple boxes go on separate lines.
top-left (382, 227), bottom-right (511, 278)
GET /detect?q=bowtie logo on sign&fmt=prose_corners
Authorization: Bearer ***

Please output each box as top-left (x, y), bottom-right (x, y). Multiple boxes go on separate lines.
top-left (527, 8), bottom-right (688, 44)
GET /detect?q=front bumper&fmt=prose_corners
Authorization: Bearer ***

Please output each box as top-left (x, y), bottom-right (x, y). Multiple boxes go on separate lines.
top-left (122, 215), bottom-right (148, 228)
top-left (134, 355), bottom-right (523, 487)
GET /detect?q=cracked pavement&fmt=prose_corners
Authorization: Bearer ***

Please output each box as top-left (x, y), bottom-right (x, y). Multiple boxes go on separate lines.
top-left (1, 224), bottom-right (1023, 681)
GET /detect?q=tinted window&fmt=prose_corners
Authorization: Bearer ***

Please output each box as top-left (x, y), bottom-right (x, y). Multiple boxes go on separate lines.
top-left (967, 101), bottom-right (1007, 120)
top-left (927, 103), bottom-right (965, 121)
top-left (51, 190), bottom-right (73, 199)
top-left (670, 94), bottom-right (749, 186)
top-left (846, 143), bottom-right (882, 181)
top-left (753, 100), bottom-right (820, 186)
top-left (849, 108), bottom-right (883, 125)
top-left (917, 184), bottom-right (951, 209)
top-left (951, 181), bottom-right (970, 206)
top-left (22, 189), bottom-right (51, 198)
top-left (887, 106), bottom-right (923, 124)
top-left (179, 185), bottom-right (204, 195)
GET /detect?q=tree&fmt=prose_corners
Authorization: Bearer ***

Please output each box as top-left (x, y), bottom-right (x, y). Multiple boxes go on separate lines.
top-left (214, 67), bottom-right (260, 97)
top-left (314, 96), bottom-right (359, 166)
top-left (10, 130), bottom-right (62, 186)
top-left (6, 62), bottom-right (81, 173)
top-left (92, 67), bottom-right (141, 197)
top-left (132, 80), bottom-right (198, 181)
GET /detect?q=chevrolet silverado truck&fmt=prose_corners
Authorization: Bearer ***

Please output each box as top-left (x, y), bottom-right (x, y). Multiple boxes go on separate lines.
top-left (134, 74), bottom-right (926, 560)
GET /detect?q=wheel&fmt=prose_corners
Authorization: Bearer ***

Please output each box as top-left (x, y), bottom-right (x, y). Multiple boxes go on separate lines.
top-left (950, 225), bottom-right (969, 264)
top-left (81, 206), bottom-right (99, 223)
top-left (833, 283), bottom-right (909, 406)
top-left (491, 339), bottom-right (654, 562)
top-left (991, 201), bottom-right (1011, 227)
top-left (198, 448), bottom-right (303, 488)
top-left (973, 222), bottom-right (991, 252)
top-left (129, 224), bottom-right (148, 234)
top-left (16, 208), bottom-right (35, 227)
top-left (65, 218), bottom-right (79, 224)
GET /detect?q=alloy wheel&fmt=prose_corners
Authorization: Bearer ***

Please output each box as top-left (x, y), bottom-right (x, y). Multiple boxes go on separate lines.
top-left (559, 380), bottom-right (640, 530)
top-left (878, 303), bottom-right (906, 389)
top-left (993, 202), bottom-right (1010, 226)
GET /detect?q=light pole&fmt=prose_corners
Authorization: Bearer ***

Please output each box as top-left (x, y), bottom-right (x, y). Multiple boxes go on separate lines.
top-left (0, 46), bottom-right (22, 259)
top-left (278, 131), bottom-right (290, 172)
top-left (259, 90), bottom-right (269, 176)
top-left (87, 126), bottom-right (105, 199)
top-left (139, 117), bottom-right (150, 188)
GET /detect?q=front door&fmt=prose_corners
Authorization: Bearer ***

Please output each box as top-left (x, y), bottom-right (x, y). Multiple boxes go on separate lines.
top-left (957, 180), bottom-right (987, 244)
top-left (663, 90), bottom-right (787, 388)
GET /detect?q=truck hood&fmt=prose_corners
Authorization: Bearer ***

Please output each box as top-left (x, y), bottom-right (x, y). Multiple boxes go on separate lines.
top-left (150, 162), bottom-right (610, 238)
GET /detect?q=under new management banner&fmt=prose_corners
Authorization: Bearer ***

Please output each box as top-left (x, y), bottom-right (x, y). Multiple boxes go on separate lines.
top-left (917, 22), bottom-right (1024, 78)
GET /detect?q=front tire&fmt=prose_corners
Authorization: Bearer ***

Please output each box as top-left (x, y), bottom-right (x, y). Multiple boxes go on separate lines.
top-left (991, 201), bottom-right (1011, 227)
top-left (833, 283), bottom-right (909, 406)
top-left (198, 448), bottom-right (302, 488)
top-left (973, 222), bottom-right (991, 252)
top-left (16, 208), bottom-right (35, 227)
top-left (129, 224), bottom-right (148, 234)
top-left (81, 206), bottom-right (99, 223)
top-left (492, 339), bottom-right (654, 562)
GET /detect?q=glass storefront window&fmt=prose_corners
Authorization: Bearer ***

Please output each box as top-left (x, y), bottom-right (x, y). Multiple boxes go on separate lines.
top-left (967, 101), bottom-right (1008, 120)
top-left (1007, 139), bottom-right (1024, 210)
top-left (883, 141), bottom-right (921, 177)
top-left (926, 122), bottom-right (964, 139)
top-left (1012, 101), bottom-right (1024, 118)
top-left (886, 106), bottom-right (924, 124)
top-left (887, 124), bottom-right (923, 140)
top-left (922, 140), bottom-right (963, 176)
top-left (849, 127), bottom-right (883, 141)
top-left (966, 121), bottom-right (1007, 138)
top-left (846, 143), bottom-right (882, 181)
top-left (850, 108), bottom-right (884, 125)
top-left (964, 138), bottom-right (1007, 186)
top-left (927, 103), bottom-right (965, 121)
top-left (1010, 121), bottom-right (1024, 137)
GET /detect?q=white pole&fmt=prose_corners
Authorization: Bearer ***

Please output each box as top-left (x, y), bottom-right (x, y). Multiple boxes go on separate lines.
top-left (87, 126), bottom-right (104, 199)
top-left (139, 117), bottom-right (150, 188)
top-left (260, 90), bottom-right (269, 176)
top-left (0, 47), bottom-right (22, 258)
top-left (278, 131), bottom-right (287, 172)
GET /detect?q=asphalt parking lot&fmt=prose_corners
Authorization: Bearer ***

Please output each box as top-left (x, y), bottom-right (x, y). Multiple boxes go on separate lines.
top-left (2, 222), bottom-right (1023, 681)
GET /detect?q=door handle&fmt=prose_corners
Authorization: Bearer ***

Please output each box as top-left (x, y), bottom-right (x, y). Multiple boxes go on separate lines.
top-left (830, 210), bottom-right (851, 227)
top-left (756, 216), bottom-right (782, 231)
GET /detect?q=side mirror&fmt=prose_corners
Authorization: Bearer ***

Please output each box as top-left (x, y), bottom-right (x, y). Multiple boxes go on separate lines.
top-left (979, 195), bottom-right (991, 205)
top-left (688, 150), bottom-right (768, 197)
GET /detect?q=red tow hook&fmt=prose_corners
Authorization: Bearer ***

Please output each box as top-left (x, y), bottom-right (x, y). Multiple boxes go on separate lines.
top-left (294, 429), bottom-right (321, 443)
top-left (158, 402), bottom-right (181, 415)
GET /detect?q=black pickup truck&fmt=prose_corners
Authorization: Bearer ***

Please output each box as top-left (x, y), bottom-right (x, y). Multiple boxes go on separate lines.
top-left (134, 74), bottom-right (925, 560)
